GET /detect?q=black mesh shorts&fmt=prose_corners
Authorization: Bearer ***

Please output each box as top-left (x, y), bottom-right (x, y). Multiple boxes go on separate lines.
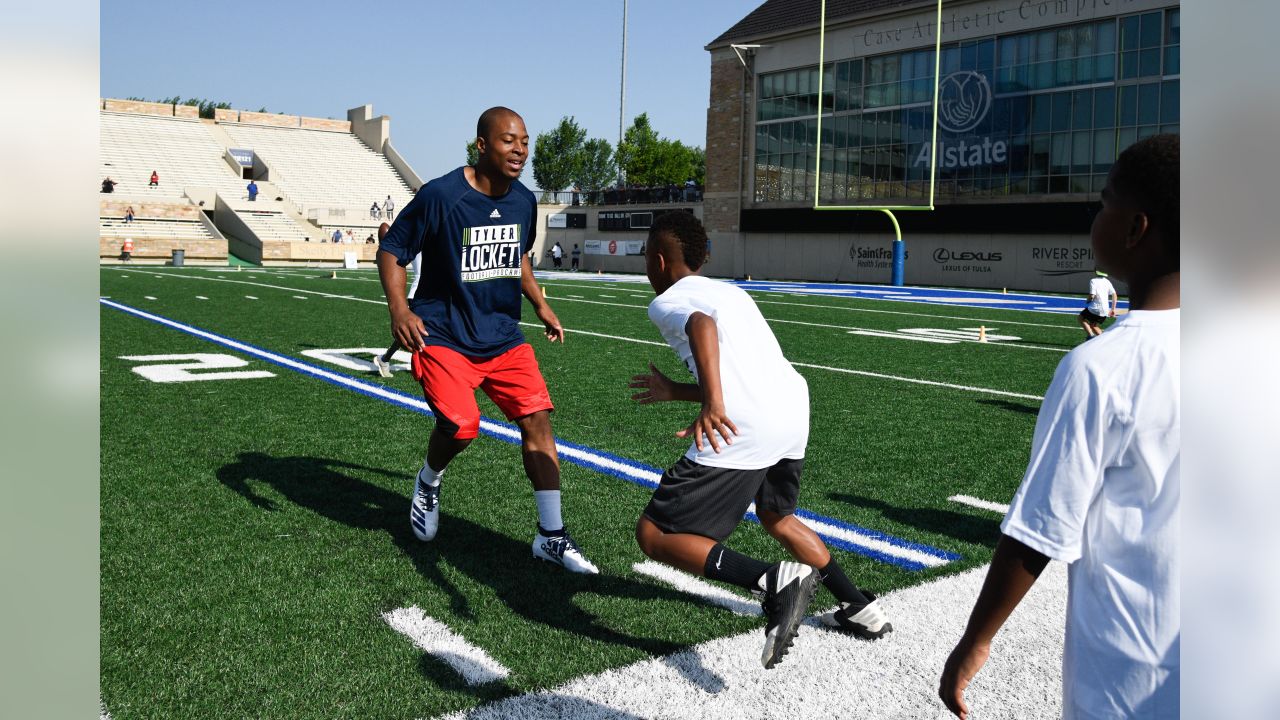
top-left (642, 457), bottom-right (803, 541)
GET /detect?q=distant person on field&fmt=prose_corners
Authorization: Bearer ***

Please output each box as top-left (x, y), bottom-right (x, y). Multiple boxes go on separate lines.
top-left (939, 134), bottom-right (1180, 720)
top-left (552, 241), bottom-right (564, 269)
top-left (629, 211), bottom-right (893, 671)
top-left (101, 177), bottom-right (117, 193)
top-left (1077, 270), bottom-right (1118, 340)
top-left (377, 106), bottom-right (597, 574)
top-left (124, 206), bottom-right (135, 224)
top-left (149, 170), bottom-right (159, 188)
top-left (331, 228), bottom-right (343, 244)
top-left (120, 237), bottom-right (133, 263)
top-left (383, 195), bottom-right (395, 221)
top-left (247, 180), bottom-right (259, 201)
top-left (370, 202), bottom-right (382, 220)
top-left (571, 243), bottom-right (581, 271)
top-left (346, 229), bottom-right (356, 244)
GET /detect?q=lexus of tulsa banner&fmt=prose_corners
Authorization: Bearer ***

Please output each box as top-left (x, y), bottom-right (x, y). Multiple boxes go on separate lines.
top-left (584, 239), bottom-right (644, 256)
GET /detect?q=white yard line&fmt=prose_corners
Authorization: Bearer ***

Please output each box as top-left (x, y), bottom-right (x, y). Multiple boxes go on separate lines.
top-left (632, 562), bottom-right (761, 617)
top-left (948, 495), bottom-right (1011, 514)
top-left (437, 561), bottom-right (1068, 720)
top-left (791, 362), bottom-right (1045, 401)
top-left (384, 607), bottom-right (511, 686)
top-left (196, 295), bottom-right (209, 300)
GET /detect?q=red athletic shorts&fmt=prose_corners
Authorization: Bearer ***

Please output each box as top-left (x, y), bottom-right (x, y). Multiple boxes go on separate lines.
top-left (411, 343), bottom-right (553, 440)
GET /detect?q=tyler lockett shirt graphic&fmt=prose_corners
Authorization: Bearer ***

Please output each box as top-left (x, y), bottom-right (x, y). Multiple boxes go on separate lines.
top-left (461, 223), bottom-right (523, 282)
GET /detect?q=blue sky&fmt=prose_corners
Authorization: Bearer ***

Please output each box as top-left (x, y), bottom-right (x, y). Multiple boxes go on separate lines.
top-left (100, 0), bottom-right (762, 188)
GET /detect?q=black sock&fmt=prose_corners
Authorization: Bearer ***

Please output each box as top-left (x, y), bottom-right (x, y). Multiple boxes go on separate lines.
top-left (819, 559), bottom-right (870, 608)
top-left (703, 543), bottom-right (772, 591)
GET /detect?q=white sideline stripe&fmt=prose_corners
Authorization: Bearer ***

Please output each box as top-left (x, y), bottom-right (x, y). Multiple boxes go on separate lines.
top-left (438, 561), bottom-right (1068, 720)
top-left (196, 295), bottom-right (209, 300)
top-left (791, 361), bottom-right (1045, 401)
top-left (144, 295), bottom-right (157, 300)
top-left (384, 607), bottom-right (510, 686)
top-left (292, 295), bottom-right (308, 300)
top-left (849, 328), bottom-right (956, 344)
top-left (948, 494), bottom-right (1011, 514)
top-left (518, 322), bottom-right (666, 347)
top-left (245, 295), bottom-right (258, 300)
top-left (632, 561), bottom-right (761, 617)
top-left (113, 271), bottom-right (1042, 400)
top-left (114, 269), bottom-right (382, 304)
top-left (749, 502), bottom-right (951, 568)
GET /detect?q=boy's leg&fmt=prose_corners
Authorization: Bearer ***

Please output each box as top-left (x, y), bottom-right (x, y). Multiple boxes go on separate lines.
top-left (639, 459), bottom-right (820, 668)
top-left (756, 460), bottom-right (893, 639)
top-left (484, 344), bottom-right (597, 574)
top-left (408, 346), bottom-right (484, 542)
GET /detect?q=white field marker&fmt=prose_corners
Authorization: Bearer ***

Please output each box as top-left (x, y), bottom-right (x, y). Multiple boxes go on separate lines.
top-left (632, 561), bottom-right (761, 616)
top-left (292, 295), bottom-right (307, 300)
top-left (948, 495), bottom-right (1010, 514)
top-left (196, 296), bottom-right (209, 300)
top-left (144, 296), bottom-right (157, 300)
top-left (383, 607), bottom-right (510, 686)
top-left (245, 296), bottom-right (258, 300)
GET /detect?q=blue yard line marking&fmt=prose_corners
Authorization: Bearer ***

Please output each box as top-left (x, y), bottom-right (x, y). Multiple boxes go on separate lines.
top-left (101, 298), bottom-right (956, 571)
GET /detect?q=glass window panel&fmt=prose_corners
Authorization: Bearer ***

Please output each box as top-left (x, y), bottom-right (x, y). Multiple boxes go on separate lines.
top-left (999, 37), bottom-right (1017, 66)
top-left (1165, 47), bottom-right (1179, 76)
top-left (756, 127), bottom-right (768, 157)
top-left (1018, 34), bottom-right (1031, 63)
top-left (1074, 90), bottom-right (1093, 129)
top-left (1036, 30), bottom-right (1056, 61)
top-left (1161, 81), bottom-right (1179, 123)
top-left (1030, 176), bottom-right (1048, 193)
top-left (976, 39), bottom-right (993, 70)
top-left (885, 56), bottom-right (901, 82)
top-left (1137, 125), bottom-right (1158, 140)
top-left (1139, 48), bottom-right (1161, 76)
top-left (1077, 25), bottom-right (1096, 56)
top-left (1072, 130), bottom-right (1091, 173)
top-left (1118, 85), bottom-right (1137, 126)
top-left (1035, 61), bottom-right (1054, 89)
top-left (1093, 129), bottom-right (1115, 170)
top-left (868, 56), bottom-right (883, 83)
top-left (781, 123), bottom-right (795, 154)
top-left (865, 84), bottom-right (882, 108)
top-left (1161, 124), bottom-right (1178, 134)
top-left (1011, 97), bottom-right (1030, 136)
top-left (1031, 134), bottom-right (1051, 174)
top-left (1052, 92), bottom-right (1072, 132)
top-left (1051, 133), bottom-right (1071, 174)
top-left (1077, 55), bottom-right (1095, 84)
top-left (846, 116), bottom-right (861, 147)
top-left (1058, 28), bottom-right (1076, 58)
top-left (943, 46), bottom-right (961, 73)
top-left (1138, 82), bottom-right (1159, 125)
top-left (1056, 59), bottom-right (1073, 86)
top-left (785, 71), bottom-right (797, 95)
top-left (1166, 9), bottom-right (1180, 44)
top-left (763, 75), bottom-right (775, 98)
top-left (1117, 127), bottom-right (1137, 153)
top-left (961, 43), bottom-right (977, 70)
top-left (1120, 50), bottom-right (1139, 79)
top-left (1140, 12), bottom-right (1162, 48)
top-left (1071, 176), bottom-right (1091, 193)
top-left (1098, 21), bottom-right (1116, 53)
top-left (1121, 16), bottom-right (1140, 51)
top-left (1092, 174), bottom-right (1108, 192)
top-left (1048, 175), bottom-right (1069, 194)
top-left (798, 69), bottom-right (810, 95)
top-left (1032, 94), bottom-right (1052, 133)
top-left (850, 59), bottom-right (864, 87)
top-left (1094, 87), bottom-right (1115, 128)
top-left (1096, 53), bottom-right (1116, 82)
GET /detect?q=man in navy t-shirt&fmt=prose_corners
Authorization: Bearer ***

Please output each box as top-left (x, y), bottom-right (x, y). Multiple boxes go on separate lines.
top-left (377, 106), bottom-right (597, 574)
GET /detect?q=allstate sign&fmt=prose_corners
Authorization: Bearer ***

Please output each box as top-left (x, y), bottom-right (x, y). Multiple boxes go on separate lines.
top-left (913, 71), bottom-right (1007, 169)
top-left (937, 71), bottom-right (992, 133)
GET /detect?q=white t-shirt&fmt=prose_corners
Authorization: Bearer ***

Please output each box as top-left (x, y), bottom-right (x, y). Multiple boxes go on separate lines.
top-left (1002, 309), bottom-right (1180, 719)
top-left (552, 244), bottom-right (563, 259)
top-left (1086, 276), bottom-right (1117, 316)
top-left (647, 275), bottom-right (808, 469)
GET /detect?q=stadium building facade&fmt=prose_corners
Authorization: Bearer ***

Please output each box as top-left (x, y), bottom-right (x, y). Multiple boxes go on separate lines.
top-left (703, 0), bottom-right (1179, 291)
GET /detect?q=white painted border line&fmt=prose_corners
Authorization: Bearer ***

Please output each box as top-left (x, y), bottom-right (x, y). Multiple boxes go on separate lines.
top-left (948, 495), bottom-right (1011, 514)
top-left (383, 607), bottom-right (510, 685)
top-left (791, 362), bottom-right (1044, 401)
top-left (632, 561), bottom-right (761, 617)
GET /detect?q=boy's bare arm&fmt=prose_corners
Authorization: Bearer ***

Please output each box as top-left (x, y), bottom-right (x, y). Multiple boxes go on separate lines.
top-left (678, 312), bottom-right (738, 453)
top-left (938, 535), bottom-right (1050, 719)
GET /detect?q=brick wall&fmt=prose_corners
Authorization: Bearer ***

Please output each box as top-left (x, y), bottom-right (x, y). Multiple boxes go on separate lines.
top-left (703, 52), bottom-right (749, 233)
top-left (173, 104), bottom-right (199, 119)
top-left (214, 108), bottom-right (239, 122)
top-left (238, 111), bottom-right (300, 128)
top-left (100, 200), bottom-right (201, 220)
top-left (103, 99), bottom-right (173, 116)
top-left (300, 117), bottom-right (353, 133)
top-left (258, 241), bottom-right (378, 262)
top-left (100, 237), bottom-right (227, 260)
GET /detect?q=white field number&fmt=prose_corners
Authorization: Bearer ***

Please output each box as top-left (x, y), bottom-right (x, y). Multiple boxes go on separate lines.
top-left (120, 353), bottom-right (276, 383)
top-left (298, 348), bottom-right (413, 372)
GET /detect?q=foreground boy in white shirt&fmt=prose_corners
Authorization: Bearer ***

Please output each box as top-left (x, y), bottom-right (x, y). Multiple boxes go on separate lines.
top-left (629, 211), bottom-right (891, 670)
top-left (939, 133), bottom-right (1180, 719)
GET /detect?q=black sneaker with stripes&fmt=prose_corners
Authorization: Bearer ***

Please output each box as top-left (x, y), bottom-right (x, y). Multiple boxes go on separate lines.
top-left (760, 561), bottom-right (819, 669)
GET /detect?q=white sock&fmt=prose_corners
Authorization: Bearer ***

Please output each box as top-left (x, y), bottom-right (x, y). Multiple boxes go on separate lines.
top-left (418, 459), bottom-right (443, 487)
top-left (534, 490), bottom-right (563, 532)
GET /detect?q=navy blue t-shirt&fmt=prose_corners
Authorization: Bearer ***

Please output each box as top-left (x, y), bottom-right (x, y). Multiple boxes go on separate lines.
top-left (379, 167), bottom-right (537, 358)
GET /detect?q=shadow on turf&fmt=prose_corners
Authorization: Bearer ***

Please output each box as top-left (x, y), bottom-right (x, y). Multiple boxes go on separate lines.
top-left (828, 492), bottom-right (1003, 548)
top-left (217, 451), bottom-right (729, 697)
top-left (976, 399), bottom-right (1041, 416)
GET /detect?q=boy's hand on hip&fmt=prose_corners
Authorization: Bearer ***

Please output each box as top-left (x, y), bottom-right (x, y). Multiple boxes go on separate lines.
top-left (677, 403), bottom-right (738, 453)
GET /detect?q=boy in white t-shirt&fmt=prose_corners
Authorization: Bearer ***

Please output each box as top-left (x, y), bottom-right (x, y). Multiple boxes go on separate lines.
top-left (629, 211), bottom-right (891, 670)
top-left (1078, 270), bottom-right (1119, 339)
top-left (940, 134), bottom-right (1180, 719)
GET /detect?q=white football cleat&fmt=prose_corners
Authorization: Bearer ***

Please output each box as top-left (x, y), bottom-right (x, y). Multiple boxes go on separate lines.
top-left (372, 355), bottom-right (394, 378)
top-left (532, 526), bottom-right (599, 574)
top-left (818, 593), bottom-right (894, 640)
top-left (409, 473), bottom-right (439, 542)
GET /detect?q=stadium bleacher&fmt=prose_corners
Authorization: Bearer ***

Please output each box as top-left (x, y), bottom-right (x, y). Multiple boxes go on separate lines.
top-left (218, 122), bottom-right (414, 212)
top-left (100, 217), bottom-right (216, 241)
top-left (238, 210), bottom-right (316, 244)
top-left (99, 112), bottom-right (246, 201)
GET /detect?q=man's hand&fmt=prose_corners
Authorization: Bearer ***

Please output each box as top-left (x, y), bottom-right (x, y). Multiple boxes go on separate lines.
top-left (938, 639), bottom-right (990, 719)
top-left (390, 305), bottom-right (428, 351)
top-left (535, 303), bottom-right (565, 343)
top-left (630, 362), bottom-right (678, 403)
top-left (676, 402), bottom-right (738, 453)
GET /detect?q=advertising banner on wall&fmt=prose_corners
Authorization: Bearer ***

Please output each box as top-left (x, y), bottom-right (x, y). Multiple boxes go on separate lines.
top-left (584, 239), bottom-right (644, 256)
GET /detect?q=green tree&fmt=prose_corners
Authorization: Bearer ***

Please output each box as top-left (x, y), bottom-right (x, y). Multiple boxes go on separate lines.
top-left (466, 139), bottom-right (479, 166)
top-left (532, 116), bottom-right (587, 194)
top-left (615, 113), bottom-right (661, 185)
top-left (572, 138), bottom-right (616, 193)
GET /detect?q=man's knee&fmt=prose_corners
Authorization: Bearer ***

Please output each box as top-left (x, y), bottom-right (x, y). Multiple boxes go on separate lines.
top-left (516, 410), bottom-right (553, 443)
top-left (435, 416), bottom-right (478, 444)
top-left (635, 516), bottom-right (661, 557)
